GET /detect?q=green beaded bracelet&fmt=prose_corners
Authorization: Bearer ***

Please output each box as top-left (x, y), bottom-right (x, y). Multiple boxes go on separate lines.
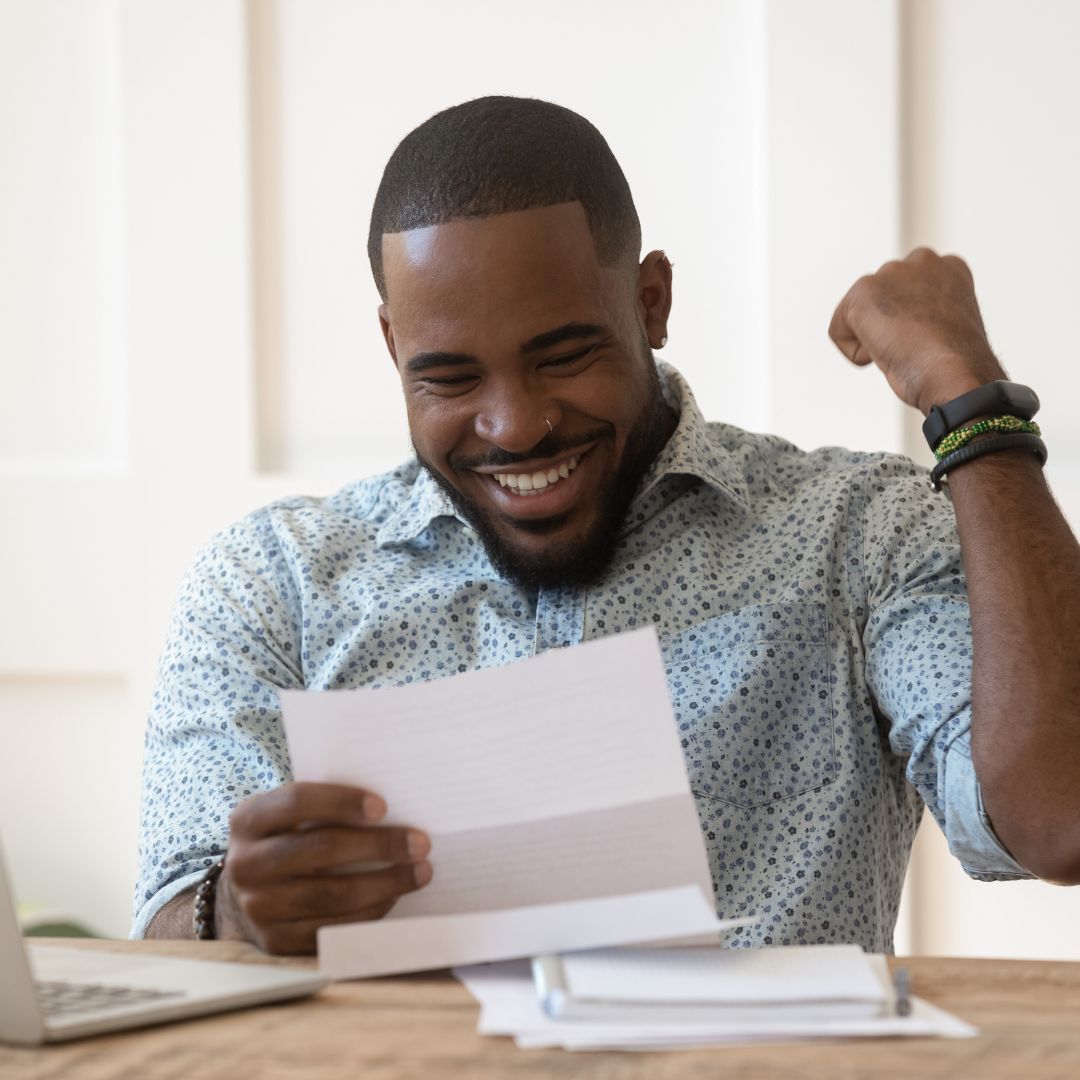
top-left (934, 415), bottom-right (1041, 460)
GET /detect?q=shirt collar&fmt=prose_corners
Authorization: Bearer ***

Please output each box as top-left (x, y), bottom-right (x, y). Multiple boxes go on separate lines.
top-left (375, 467), bottom-right (465, 548)
top-left (375, 361), bottom-right (748, 548)
top-left (640, 362), bottom-right (749, 509)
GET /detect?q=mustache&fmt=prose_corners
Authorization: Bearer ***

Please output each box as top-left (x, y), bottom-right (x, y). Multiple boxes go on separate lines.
top-left (450, 426), bottom-right (612, 471)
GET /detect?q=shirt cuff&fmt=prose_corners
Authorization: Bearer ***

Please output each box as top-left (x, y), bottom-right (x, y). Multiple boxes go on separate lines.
top-left (129, 869), bottom-right (205, 940)
top-left (942, 730), bottom-right (1036, 881)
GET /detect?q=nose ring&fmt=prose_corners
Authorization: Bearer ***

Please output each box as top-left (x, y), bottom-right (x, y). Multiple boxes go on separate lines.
top-left (544, 417), bottom-right (553, 434)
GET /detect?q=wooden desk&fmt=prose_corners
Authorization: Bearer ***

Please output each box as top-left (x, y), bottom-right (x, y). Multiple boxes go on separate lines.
top-left (3, 939), bottom-right (1079, 1079)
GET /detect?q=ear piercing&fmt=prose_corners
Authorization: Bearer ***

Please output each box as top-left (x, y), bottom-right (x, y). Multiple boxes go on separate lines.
top-left (659, 336), bottom-right (668, 348)
top-left (544, 417), bottom-right (553, 434)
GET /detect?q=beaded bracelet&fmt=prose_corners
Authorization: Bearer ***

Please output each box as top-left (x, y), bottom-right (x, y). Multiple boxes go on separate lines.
top-left (934, 414), bottom-right (1041, 459)
top-left (193, 856), bottom-right (226, 940)
top-left (929, 432), bottom-right (1047, 492)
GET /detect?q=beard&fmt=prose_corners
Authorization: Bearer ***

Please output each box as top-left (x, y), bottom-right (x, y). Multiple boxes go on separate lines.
top-left (414, 354), bottom-right (676, 592)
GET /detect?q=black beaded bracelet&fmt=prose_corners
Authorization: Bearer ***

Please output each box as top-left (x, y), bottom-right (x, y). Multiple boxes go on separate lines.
top-left (193, 857), bottom-right (226, 940)
top-left (929, 432), bottom-right (1048, 492)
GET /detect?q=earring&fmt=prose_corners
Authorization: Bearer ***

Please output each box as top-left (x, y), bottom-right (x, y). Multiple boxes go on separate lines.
top-left (658, 336), bottom-right (668, 348)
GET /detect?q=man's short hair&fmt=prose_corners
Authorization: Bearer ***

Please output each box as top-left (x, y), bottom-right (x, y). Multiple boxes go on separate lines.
top-left (368, 96), bottom-right (642, 301)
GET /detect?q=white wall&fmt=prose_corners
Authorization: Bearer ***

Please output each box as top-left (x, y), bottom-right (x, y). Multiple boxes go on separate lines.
top-left (1, 0), bottom-right (1077, 951)
top-left (0, 0), bottom-right (135, 934)
top-left (0, 0), bottom-right (126, 474)
top-left (256, 0), bottom-right (781, 473)
top-left (897, 0), bottom-right (1080, 959)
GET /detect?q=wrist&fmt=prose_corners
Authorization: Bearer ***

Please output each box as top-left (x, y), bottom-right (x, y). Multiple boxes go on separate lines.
top-left (915, 351), bottom-right (1008, 417)
top-left (917, 373), bottom-right (992, 418)
top-left (210, 860), bottom-right (249, 941)
top-left (945, 441), bottom-right (1046, 491)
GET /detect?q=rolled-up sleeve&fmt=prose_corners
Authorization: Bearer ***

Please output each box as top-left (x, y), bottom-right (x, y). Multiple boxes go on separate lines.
top-left (858, 455), bottom-right (1035, 882)
top-left (131, 508), bottom-right (305, 937)
top-left (941, 729), bottom-right (1033, 879)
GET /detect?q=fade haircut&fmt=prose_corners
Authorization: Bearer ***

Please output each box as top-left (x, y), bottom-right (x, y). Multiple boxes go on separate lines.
top-left (368, 96), bottom-right (642, 301)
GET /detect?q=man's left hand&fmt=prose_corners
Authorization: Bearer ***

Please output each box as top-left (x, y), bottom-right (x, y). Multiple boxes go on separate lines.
top-left (829, 247), bottom-right (1008, 415)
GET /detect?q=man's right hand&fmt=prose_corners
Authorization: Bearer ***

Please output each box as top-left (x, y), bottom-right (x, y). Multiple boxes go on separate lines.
top-left (215, 782), bottom-right (432, 955)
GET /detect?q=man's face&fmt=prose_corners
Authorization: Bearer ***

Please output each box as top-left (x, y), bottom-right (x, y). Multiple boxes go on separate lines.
top-left (378, 201), bottom-right (673, 590)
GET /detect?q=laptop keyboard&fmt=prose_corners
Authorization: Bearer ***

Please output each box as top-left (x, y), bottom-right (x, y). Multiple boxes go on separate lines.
top-left (37, 979), bottom-right (186, 1018)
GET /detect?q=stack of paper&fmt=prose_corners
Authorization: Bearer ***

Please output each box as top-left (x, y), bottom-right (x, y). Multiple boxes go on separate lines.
top-left (281, 628), bottom-right (751, 979)
top-left (454, 945), bottom-right (979, 1050)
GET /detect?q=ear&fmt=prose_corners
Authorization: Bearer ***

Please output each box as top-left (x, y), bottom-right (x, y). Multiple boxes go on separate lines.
top-left (378, 303), bottom-right (400, 371)
top-left (636, 250), bottom-right (673, 349)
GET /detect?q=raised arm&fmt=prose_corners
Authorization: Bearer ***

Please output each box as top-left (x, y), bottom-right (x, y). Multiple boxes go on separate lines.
top-left (830, 248), bottom-right (1080, 883)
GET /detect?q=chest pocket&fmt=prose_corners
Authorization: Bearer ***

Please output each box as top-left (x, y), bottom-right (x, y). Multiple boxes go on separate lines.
top-left (663, 602), bottom-right (837, 809)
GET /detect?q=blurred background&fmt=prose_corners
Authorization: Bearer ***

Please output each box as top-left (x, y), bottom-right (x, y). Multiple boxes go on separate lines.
top-left (1, 0), bottom-right (1078, 953)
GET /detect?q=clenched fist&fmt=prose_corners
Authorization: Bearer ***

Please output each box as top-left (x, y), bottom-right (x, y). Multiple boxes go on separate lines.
top-left (829, 247), bottom-right (1009, 414)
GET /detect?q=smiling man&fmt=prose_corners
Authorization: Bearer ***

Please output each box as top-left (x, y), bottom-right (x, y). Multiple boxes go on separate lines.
top-left (379, 199), bottom-right (675, 590)
top-left (135, 97), bottom-right (1080, 955)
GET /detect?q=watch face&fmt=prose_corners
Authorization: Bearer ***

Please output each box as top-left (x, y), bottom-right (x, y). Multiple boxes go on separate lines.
top-left (1000, 382), bottom-right (1040, 416)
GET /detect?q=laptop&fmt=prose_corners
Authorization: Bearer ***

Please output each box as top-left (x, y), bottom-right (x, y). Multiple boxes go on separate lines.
top-left (0, 839), bottom-right (329, 1045)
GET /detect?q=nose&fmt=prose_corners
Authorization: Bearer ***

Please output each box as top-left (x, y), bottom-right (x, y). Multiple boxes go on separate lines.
top-left (473, 383), bottom-right (563, 452)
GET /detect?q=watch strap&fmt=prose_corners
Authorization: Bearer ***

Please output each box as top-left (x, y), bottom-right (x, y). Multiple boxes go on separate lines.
top-left (922, 380), bottom-right (1040, 452)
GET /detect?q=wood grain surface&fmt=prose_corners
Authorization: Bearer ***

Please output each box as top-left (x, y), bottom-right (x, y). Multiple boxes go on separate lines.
top-left (3, 939), bottom-right (1080, 1079)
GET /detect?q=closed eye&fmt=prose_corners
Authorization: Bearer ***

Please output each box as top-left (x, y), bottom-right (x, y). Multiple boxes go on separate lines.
top-left (416, 344), bottom-right (599, 393)
top-left (540, 345), bottom-right (597, 370)
top-left (420, 373), bottom-right (478, 386)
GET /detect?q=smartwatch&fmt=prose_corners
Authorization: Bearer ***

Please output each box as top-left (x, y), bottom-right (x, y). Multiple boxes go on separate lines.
top-left (922, 380), bottom-right (1040, 452)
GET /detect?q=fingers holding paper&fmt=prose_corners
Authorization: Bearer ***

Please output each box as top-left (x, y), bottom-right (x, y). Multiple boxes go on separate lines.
top-left (218, 781), bottom-right (433, 955)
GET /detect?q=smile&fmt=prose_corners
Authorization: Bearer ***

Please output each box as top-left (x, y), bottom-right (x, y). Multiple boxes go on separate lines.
top-left (493, 456), bottom-right (581, 496)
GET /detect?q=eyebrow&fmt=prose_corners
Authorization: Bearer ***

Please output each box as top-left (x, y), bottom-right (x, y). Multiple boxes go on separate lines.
top-left (520, 322), bottom-right (608, 355)
top-left (404, 322), bottom-right (609, 374)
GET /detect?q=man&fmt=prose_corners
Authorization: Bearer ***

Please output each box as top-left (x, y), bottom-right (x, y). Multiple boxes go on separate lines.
top-left (135, 96), bottom-right (1080, 955)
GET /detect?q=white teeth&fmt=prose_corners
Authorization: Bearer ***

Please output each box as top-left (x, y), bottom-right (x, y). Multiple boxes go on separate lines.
top-left (491, 454), bottom-right (583, 494)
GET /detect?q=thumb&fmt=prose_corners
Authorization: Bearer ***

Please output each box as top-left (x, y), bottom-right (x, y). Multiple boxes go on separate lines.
top-left (828, 297), bottom-right (874, 367)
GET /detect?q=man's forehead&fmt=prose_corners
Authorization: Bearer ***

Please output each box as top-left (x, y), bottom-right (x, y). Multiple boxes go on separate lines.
top-left (381, 202), bottom-right (606, 302)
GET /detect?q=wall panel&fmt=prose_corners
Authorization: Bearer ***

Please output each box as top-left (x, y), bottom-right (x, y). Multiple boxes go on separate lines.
top-left (764, 0), bottom-right (906, 457)
top-left (256, 0), bottom-right (773, 474)
top-left (0, 0), bottom-right (127, 471)
top-left (0, 677), bottom-right (138, 940)
top-left (0, 479), bottom-right (133, 675)
top-left (903, 0), bottom-right (1080, 461)
top-left (900, 0), bottom-right (1080, 958)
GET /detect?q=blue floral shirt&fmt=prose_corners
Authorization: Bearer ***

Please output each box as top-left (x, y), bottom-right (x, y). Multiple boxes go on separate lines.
top-left (133, 363), bottom-right (1033, 950)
